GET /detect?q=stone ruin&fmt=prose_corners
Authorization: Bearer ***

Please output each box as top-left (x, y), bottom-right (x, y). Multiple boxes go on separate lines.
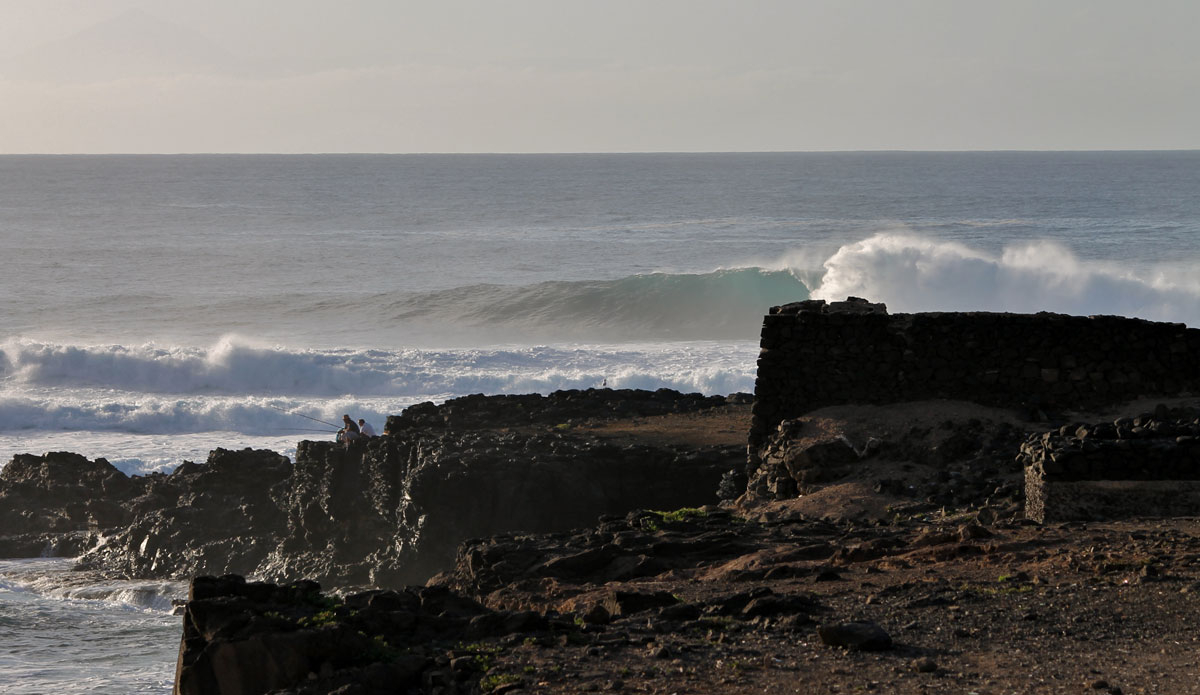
top-left (749, 298), bottom-right (1200, 521)
top-left (1021, 406), bottom-right (1200, 522)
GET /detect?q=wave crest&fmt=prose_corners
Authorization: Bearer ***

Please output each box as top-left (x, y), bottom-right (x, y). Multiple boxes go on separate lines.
top-left (810, 233), bottom-right (1200, 325)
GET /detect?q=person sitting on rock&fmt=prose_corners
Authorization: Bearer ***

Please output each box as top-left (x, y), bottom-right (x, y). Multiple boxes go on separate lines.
top-left (338, 414), bottom-right (360, 445)
top-left (358, 418), bottom-right (378, 438)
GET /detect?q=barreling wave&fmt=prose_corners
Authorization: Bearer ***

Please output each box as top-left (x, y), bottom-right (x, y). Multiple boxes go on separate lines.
top-left (809, 233), bottom-right (1200, 327)
top-left (386, 267), bottom-right (810, 342)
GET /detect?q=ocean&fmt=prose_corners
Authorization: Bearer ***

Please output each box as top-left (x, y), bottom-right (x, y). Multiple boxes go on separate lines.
top-left (1, 151), bottom-right (1198, 692)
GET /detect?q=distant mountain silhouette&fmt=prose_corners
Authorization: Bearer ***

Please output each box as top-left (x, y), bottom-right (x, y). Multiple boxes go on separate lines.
top-left (2, 8), bottom-right (241, 83)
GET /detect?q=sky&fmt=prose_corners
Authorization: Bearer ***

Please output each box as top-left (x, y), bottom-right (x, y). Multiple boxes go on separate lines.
top-left (1, 0), bottom-right (1198, 154)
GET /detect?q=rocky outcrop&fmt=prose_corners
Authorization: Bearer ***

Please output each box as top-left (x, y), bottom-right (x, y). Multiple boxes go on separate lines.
top-left (171, 505), bottom-right (1200, 694)
top-left (4, 389), bottom-right (742, 588)
top-left (385, 388), bottom-right (744, 434)
top-left (258, 424), bottom-right (735, 587)
top-left (174, 507), bottom-right (845, 695)
top-left (78, 448), bottom-right (291, 577)
top-left (0, 451), bottom-right (141, 531)
top-left (0, 451), bottom-right (147, 557)
top-left (174, 574), bottom-right (556, 695)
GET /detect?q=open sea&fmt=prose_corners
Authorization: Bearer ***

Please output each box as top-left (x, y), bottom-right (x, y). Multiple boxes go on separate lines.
top-left (1, 151), bottom-right (1199, 692)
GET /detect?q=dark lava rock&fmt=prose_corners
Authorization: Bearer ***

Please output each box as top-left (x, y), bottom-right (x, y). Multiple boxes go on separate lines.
top-left (600, 590), bottom-right (680, 617)
top-left (435, 508), bottom-right (769, 598)
top-left (384, 388), bottom-right (739, 434)
top-left (175, 575), bottom-right (550, 695)
top-left (0, 452), bottom-right (145, 541)
top-left (816, 621), bottom-right (893, 651)
top-left (259, 423), bottom-right (734, 586)
top-left (76, 448), bottom-right (291, 577)
top-left (8, 389), bottom-right (742, 588)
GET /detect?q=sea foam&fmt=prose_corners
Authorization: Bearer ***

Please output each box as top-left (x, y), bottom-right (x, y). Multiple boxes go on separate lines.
top-left (809, 233), bottom-right (1200, 326)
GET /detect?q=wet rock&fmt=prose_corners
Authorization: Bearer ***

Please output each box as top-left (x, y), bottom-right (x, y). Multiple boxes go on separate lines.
top-left (0, 452), bottom-right (146, 549)
top-left (75, 448), bottom-right (290, 578)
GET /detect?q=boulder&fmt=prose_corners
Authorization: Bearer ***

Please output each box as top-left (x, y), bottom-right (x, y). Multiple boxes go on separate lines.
top-left (817, 620), bottom-right (893, 651)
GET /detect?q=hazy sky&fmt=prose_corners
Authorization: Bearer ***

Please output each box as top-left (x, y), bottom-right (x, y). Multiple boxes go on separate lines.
top-left (2, 0), bottom-right (1198, 153)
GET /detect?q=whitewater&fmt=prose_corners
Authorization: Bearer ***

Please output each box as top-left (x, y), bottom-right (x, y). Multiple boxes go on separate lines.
top-left (1, 151), bottom-right (1199, 693)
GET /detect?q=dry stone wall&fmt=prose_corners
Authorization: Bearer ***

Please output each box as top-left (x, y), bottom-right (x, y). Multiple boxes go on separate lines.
top-left (1021, 408), bottom-right (1200, 522)
top-left (750, 298), bottom-right (1200, 468)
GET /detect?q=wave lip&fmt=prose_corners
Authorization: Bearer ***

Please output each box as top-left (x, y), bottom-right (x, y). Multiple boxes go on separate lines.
top-left (810, 233), bottom-right (1200, 327)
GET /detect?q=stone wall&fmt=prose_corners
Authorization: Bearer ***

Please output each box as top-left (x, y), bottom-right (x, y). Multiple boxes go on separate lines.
top-left (1020, 408), bottom-right (1200, 521)
top-left (750, 298), bottom-right (1200, 467)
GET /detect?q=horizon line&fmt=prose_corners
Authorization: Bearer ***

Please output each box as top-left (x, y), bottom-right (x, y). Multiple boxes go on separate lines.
top-left (2, 148), bottom-right (1199, 156)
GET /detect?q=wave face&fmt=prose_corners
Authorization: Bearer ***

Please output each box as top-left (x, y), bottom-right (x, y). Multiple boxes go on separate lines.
top-left (810, 233), bottom-right (1200, 326)
top-left (383, 267), bottom-right (810, 343)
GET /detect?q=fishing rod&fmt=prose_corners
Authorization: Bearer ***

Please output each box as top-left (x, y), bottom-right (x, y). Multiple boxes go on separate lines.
top-left (267, 404), bottom-right (343, 429)
top-left (278, 427), bottom-right (341, 433)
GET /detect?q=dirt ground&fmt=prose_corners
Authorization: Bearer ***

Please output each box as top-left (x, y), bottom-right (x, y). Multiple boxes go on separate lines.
top-left (468, 516), bottom-right (1200, 695)
top-left (576, 403), bottom-right (754, 448)
top-left (453, 398), bottom-right (1200, 695)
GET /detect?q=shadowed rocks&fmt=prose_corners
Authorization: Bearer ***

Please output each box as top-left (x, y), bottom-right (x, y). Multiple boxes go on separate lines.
top-left (2, 389), bottom-right (741, 588)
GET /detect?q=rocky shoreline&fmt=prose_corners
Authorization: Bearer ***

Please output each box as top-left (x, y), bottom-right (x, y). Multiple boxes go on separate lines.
top-left (6, 386), bottom-right (1200, 694)
top-left (176, 476), bottom-right (1200, 695)
top-left (0, 389), bottom-right (747, 586)
top-left (166, 394), bottom-right (1200, 695)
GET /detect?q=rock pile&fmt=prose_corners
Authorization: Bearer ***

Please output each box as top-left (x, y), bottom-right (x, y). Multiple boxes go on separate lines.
top-left (742, 409), bottom-right (1027, 511)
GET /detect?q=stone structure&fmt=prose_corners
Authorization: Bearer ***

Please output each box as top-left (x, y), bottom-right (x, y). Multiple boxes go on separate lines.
top-left (1021, 407), bottom-right (1200, 522)
top-left (750, 298), bottom-right (1200, 470)
top-left (748, 299), bottom-right (1200, 519)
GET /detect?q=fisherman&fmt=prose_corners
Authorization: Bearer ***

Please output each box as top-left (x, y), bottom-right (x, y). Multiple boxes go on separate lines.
top-left (338, 414), bottom-right (361, 445)
top-left (358, 418), bottom-right (378, 438)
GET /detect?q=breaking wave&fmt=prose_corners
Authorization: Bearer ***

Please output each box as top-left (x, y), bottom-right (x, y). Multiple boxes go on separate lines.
top-left (3, 234), bottom-right (1197, 447)
top-left (385, 267), bottom-right (810, 342)
top-left (809, 233), bottom-right (1200, 326)
top-left (0, 339), bottom-right (759, 437)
